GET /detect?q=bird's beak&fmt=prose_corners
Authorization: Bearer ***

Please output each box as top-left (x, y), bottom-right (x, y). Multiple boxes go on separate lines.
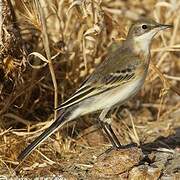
top-left (154, 23), bottom-right (173, 30)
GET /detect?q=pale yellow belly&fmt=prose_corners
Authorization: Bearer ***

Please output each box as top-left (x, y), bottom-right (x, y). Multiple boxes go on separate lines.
top-left (70, 76), bottom-right (145, 120)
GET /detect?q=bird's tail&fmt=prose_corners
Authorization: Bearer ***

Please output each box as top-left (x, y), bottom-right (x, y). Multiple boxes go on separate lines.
top-left (17, 109), bottom-right (71, 162)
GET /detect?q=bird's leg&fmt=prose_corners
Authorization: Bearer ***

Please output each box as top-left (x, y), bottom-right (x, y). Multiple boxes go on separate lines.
top-left (99, 108), bottom-right (121, 149)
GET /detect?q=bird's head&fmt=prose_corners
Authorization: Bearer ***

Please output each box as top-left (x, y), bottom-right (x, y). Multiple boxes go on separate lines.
top-left (126, 18), bottom-right (173, 54)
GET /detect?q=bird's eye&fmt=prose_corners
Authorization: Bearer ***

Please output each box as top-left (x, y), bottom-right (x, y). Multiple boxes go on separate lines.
top-left (142, 24), bottom-right (148, 29)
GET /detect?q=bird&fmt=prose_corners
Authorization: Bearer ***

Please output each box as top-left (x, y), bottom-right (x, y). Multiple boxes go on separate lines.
top-left (18, 18), bottom-right (172, 161)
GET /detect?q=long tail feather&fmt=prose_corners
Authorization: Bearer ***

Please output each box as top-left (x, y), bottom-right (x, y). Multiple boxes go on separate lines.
top-left (17, 110), bottom-right (71, 162)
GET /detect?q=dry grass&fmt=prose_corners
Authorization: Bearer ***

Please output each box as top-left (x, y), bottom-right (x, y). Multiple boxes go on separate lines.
top-left (0, 0), bottom-right (179, 178)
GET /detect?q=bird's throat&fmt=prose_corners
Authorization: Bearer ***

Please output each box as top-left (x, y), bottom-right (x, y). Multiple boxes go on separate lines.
top-left (133, 37), bottom-right (151, 57)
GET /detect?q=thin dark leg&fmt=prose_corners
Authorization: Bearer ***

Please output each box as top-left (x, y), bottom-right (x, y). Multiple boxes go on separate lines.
top-left (99, 120), bottom-right (117, 148)
top-left (99, 120), bottom-right (121, 149)
top-left (104, 122), bottom-right (121, 148)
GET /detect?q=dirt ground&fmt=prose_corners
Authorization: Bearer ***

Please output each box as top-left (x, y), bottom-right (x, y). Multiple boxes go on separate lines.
top-left (0, 0), bottom-right (179, 179)
top-left (1, 103), bottom-right (180, 179)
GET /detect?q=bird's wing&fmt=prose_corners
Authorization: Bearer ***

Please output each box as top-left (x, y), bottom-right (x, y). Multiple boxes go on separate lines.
top-left (56, 46), bottom-right (140, 110)
top-left (57, 66), bottom-right (137, 110)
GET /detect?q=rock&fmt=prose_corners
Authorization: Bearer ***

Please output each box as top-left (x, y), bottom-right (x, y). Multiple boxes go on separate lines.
top-left (89, 147), bottom-right (142, 178)
top-left (128, 165), bottom-right (161, 180)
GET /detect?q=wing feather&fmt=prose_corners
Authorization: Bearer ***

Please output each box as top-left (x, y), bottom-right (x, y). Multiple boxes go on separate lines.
top-left (56, 69), bottom-right (135, 110)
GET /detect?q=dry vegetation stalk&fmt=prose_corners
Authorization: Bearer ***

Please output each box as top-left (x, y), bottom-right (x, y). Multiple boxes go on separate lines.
top-left (35, 0), bottom-right (58, 119)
